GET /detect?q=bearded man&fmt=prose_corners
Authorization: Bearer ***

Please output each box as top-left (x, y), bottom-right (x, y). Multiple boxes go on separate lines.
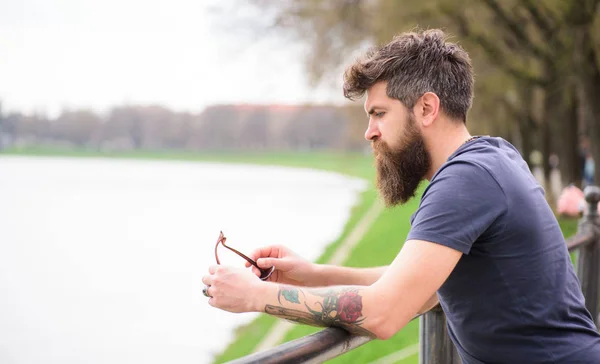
top-left (202, 29), bottom-right (600, 363)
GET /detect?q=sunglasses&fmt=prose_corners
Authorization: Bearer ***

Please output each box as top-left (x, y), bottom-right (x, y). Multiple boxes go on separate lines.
top-left (214, 231), bottom-right (275, 281)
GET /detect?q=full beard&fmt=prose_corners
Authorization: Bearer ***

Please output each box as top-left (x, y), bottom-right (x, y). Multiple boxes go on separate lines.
top-left (373, 116), bottom-right (431, 207)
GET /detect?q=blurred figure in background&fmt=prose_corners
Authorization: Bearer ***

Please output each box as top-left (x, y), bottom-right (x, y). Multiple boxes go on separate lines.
top-left (584, 154), bottom-right (595, 188)
top-left (548, 153), bottom-right (562, 203)
top-left (580, 135), bottom-right (595, 188)
top-left (557, 184), bottom-right (586, 217)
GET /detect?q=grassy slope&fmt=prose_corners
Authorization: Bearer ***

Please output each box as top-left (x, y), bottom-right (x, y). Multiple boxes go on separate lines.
top-left (277, 196), bottom-right (426, 364)
top-left (2, 147), bottom-right (373, 178)
top-left (3, 147), bottom-right (580, 364)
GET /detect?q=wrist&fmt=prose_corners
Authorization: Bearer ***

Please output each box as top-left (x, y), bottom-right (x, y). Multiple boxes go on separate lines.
top-left (309, 264), bottom-right (328, 286)
top-left (252, 280), bottom-right (273, 313)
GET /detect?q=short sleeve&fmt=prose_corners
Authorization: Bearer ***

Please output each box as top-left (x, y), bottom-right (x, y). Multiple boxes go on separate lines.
top-left (406, 161), bottom-right (507, 254)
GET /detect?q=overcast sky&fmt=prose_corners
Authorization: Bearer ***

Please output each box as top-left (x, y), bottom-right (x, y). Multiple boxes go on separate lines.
top-left (0, 0), bottom-right (345, 117)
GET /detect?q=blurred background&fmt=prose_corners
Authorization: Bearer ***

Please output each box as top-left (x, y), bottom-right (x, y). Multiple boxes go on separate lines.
top-left (1, 0), bottom-right (599, 193)
top-left (0, 1), bottom-right (598, 363)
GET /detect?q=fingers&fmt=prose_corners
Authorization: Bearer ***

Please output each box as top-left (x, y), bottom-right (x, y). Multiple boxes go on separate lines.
top-left (248, 245), bottom-right (283, 262)
top-left (203, 284), bottom-right (213, 298)
top-left (202, 274), bottom-right (213, 286)
top-left (207, 295), bottom-right (223, 309)
top-left (203, 268), bottom-right (219, 298)
top-left (202, 271), bottom-right (215, 299)
top-left (257, 257), bottom-right (290, 271)
top-left (246, 247), bottom-right (274, 268)
top-left (203, 265), bottom-right (260, 313)
top-left (256, 257), bottom-right (274, 268)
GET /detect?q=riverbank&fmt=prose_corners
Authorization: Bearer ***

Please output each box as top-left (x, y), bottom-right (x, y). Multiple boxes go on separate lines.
top-left (2, 147), bottom-right (579, 364)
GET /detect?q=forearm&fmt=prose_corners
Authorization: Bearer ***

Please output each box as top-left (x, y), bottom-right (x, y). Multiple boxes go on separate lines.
top-left (418, 293), bottom-right (440, 314)
top-left (308, 264), bottom-right (388, 286)
top-left (253, 282), bottom-right (406, 339)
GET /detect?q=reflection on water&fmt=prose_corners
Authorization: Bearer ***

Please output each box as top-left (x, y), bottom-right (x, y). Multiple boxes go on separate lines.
top-left (0, 156), bottom-right (366, 364)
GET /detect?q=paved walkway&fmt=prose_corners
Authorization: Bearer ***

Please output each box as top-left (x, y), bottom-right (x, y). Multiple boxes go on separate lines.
top-left (367, 344), bottom-right (419, 364)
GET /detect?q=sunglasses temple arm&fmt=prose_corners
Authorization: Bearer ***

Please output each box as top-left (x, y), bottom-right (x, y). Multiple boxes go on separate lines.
top-left (223, 245), bottom-right (261, 269)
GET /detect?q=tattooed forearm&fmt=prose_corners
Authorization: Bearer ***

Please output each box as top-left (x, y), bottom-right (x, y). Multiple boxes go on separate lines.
top-left (267, 285), bottom-right (376, 337)
top-left (278, 287), bottom-right (301, 304)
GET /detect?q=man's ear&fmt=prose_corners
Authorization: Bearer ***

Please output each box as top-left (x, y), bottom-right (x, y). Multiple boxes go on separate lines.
top-left (415, 92), bottom-right (440, 127)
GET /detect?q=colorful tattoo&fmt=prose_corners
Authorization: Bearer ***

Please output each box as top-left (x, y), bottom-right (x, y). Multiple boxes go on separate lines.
top-left (269, 286), bottom-right (374, 337)
top-left (278, 287), bottom-right (300, 304)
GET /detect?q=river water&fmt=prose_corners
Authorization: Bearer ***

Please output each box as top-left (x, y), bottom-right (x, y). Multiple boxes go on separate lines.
top-left (0, 155), bottom-right (366, 364)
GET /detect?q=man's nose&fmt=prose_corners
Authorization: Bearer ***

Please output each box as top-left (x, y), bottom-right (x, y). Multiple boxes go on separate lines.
top-left (364, 119), bottom-right (381, 141)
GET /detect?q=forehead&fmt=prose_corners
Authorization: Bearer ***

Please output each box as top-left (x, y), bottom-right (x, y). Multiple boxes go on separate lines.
top-left (364, 82), bottom-right (391, 111)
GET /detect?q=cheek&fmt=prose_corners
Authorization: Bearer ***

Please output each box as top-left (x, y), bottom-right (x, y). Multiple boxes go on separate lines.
top-left (381, 115), bottom-right (406, 147)
top-left (381, 128), bottom-right (404, 150)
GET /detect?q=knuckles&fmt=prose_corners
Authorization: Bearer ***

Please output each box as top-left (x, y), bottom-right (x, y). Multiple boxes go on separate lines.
top-left (211, 276), bottom-right (222, 286)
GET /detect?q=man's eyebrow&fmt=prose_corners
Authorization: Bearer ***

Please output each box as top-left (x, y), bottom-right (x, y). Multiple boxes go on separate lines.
top-left (366, 106), bottom-right (384, 116)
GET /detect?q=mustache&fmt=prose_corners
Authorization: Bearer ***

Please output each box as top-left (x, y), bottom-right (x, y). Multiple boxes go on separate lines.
top-left (372, 139), bottom-right (400, 165)
top-left (371, 138), bottom-right (389, 155)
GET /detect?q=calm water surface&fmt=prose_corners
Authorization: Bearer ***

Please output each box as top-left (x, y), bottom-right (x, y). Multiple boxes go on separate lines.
top-left (0, 156), bottom-right (366, 364)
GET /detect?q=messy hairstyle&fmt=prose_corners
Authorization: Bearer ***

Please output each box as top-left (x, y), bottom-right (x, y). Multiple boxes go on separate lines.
top-left (343, 29), bottom-right (474, 122)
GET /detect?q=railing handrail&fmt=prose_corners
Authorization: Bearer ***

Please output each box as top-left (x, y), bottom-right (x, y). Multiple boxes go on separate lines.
top-left (226, 326), bottom-right (372, 364)
top-left (566, 232), bottom-right (595, 251)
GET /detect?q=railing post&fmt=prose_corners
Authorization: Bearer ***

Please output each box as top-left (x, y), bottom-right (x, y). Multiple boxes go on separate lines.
top-left (576, 186), bottom-right (600, 328)
top-left (419, 305), bottom-right (461, 364)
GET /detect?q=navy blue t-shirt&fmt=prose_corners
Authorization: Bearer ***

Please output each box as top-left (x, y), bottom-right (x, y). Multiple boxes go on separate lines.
top-left (407, 137), bottom-right (600, 363)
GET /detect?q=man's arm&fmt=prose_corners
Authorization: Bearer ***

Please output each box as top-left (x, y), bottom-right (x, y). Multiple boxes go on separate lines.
top-left (418, 293), bottom-right (440, 314)
top-left (260, 284), bottom-right (377, 337)
top-left (251, 239), bottom-right (461, 339)
top-left (307, 265), bottom-right (388, 286)
top-left (248, 245), bottom-right (388, 287)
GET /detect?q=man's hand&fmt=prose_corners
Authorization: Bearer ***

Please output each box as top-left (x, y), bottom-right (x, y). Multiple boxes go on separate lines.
top-left (202, 265), bottom-right (264, 313)
top-left (247, 245), bottom-right (388, 287)
top-left (203, 239), bottom-right (462, 340)
top-left (246, 245), bottom-right (316, 286)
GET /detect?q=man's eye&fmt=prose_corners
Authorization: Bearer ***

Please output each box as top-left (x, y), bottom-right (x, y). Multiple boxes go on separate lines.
top-left (375, 112), bottom-right (385, 117)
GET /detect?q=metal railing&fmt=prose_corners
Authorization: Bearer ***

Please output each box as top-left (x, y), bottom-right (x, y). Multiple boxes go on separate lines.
top-left (229, 186), bottom-right (600, 364)
top-left (571, 186), bottom-right (600, 325)
top-left (227, 326), bottom-right (372, 364)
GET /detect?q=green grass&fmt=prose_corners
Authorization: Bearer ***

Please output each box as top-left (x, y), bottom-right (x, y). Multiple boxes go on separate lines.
top-left (215, 314), bottom-right (279, 363)
top-left (558, 216), bottom-right (579, 239)
top-left (558, 216), bottom-right (581, 265)
top-left (277, 193), bottom-right (427, 364)
top-left (4, 146), bottom-right (584, 364)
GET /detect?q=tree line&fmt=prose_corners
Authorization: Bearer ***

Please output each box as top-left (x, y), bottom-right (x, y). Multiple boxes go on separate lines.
top-left (237, 0), bottom-right (600, 188)
top-left (0, 102), bottom-right (370, 153)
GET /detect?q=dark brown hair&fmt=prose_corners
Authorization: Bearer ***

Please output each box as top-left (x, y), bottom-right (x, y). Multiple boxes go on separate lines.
top-left (343, 29), bottom-right (474, 122)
